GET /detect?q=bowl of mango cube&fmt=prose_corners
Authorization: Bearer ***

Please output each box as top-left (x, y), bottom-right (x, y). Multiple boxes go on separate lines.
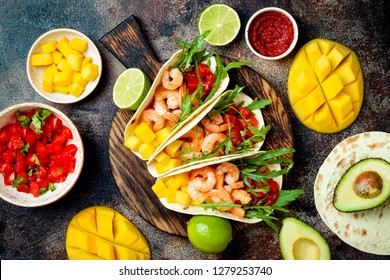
top-left (27, 28), bottom-right (102, 104)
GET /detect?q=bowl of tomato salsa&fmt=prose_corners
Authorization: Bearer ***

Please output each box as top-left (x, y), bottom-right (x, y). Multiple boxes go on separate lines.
top-left (245, 7), bottom-right (298, 60)
top-left (0, 102), bottom-right (84, 207)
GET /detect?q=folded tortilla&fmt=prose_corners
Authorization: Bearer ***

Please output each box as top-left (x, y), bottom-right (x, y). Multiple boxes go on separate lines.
top-left (314, 131), bottom-right (390, 255)
top-left (124, 50), bottom-right (230, 160)
top-left (146, 89), bottom-right (266, 178)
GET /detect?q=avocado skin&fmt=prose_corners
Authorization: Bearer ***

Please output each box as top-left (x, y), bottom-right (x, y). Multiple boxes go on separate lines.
top-left (333, 158), bottom-right (390, 212)
top-left (279, 217), bottom-right (331, 260)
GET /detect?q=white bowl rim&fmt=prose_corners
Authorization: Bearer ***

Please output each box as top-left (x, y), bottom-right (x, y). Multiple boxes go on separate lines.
top-left (0, 102), bottom-right (84, 207)
top-left (26, 28), bottom-right (102, 104)
top-left (245, 7), bottom-right (299, 60)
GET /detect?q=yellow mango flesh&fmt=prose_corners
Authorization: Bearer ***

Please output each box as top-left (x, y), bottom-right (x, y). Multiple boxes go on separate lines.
top-left (66, 206), bottom-right (150, 260)
top-left (288, 38), bottom-right (363, 133)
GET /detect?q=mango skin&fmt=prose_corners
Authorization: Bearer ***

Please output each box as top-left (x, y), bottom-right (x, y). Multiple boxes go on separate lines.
top-left (66, 206), bottom-right (150, 260)
top-left (288, 38), bottom-right (364, 133)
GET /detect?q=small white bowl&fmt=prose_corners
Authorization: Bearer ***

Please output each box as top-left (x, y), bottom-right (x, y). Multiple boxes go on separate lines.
top-left (0, 102), bottom-right (84, 207)
top-left (27, 28), bottom-right (102, 104)
top-left (245, 7), bottom-right (298, 60)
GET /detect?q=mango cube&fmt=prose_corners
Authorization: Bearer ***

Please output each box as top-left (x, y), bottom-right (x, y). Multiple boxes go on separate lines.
top-left (175, 190), bottom-right (190, 205)
top-left (154, 151), bottom-right (170, 164)
top-left (173, 173), bottom-right (190, 187)
top-left (165, 177), bottom-right (179, 189)
top-left (53, 71), bottom-right (73, 86)
top-left (68, 83), bottom-right (85, 97)
top-left (57, 58), bottom-right (73, 72)
top-left (56, 37), bottom-right (73, 58)
top-left (72, 72), bottom-right (88, 87)
top-left (40, 41), bottom-right (57, 53)
top-left (124, 136), bottom-right (142, 151)
top-left (155, 127), bottom-right (172, 145)
top-left (134, 122), bottom-right (156, 143)
top-left (154, 162), bottom-right (168, 174)
top-left (322, 74), bottom-right (343, 100)
top-left (165, 188), bottom-right (177, 203)
top-left (30, 53), bottom-right (53, 66)
top-left (69, 37), bottom-right (88, 52)
top-left (165, 140), bottom-right (183, 158)
top-left (51, 50), bottom-right (63, 65)
top-left (138, 143), bottom-right (156, 159)
top-left (166, 158), bottom-right (183, 171)
top-left (314, 55), bottom-right (331, 82)
top-left (53, 85), bottom-right (69, 94)
top-left (82, 57), bottom-right (92, 67)
top-left (81, 63), bottom-right (99, 81)
top-left (151, 180), bottom-right (167, 198)
top-left (67, 52), bottom-right (83, 72)
top-left (42, 72), bottom-right (53, 92)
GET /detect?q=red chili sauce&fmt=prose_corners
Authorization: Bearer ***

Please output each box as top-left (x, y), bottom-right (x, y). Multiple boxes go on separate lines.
top-left (248, 11), bottom-right (294, 57)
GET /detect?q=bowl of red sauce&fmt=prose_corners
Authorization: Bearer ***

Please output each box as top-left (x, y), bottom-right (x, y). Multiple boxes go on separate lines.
top-left (245, 7), bottom-right (298, 60)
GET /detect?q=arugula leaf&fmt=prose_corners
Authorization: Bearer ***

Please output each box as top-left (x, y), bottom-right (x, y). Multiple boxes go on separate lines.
top-left (245, 98), bottom-right (272, 111)
top-left (31, 108), bottom-right (51, 134)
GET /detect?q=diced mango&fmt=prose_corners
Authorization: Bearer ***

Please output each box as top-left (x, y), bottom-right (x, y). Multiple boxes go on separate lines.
top-left (173, 172), bottom-right (190, 187)
top-left (40, 41), bottom-right (57, 53)
top-left (334, 54), bottom-right (360, 85)
top-left (314, 103), bottom-right (334, 129)
top-left (68, 83), bottom-right (85, 97)
top-left (165, 140), bottom-right (183, 158)
top-left (314, 55), bottom-right (331, 82)
top-left (69, 37), bottom-right (88, 52)
top-left (124, 135), bottom-right (142, 151)
top-left (67, 52), bottom-right (83, 72)
top-left (82, 57), bottom-right (92, 67)
top-left (166, 158), bottom-right (183, 171)
top-left (44, 64), bottom-right (59, 76)
top-left (328, 92), bottom-right (353, 122)
top-left (305, 40), bottom-right (322, 67)
top-left (165, 177), bottom-right (180, 189)
top-left (155, 127), bottom-right (172, 145)
top-left (138, 143), bottom-right (156, 159)
top-left (134, 122), bottom-right (156, 143)
top-left (53, 71), bottom-right (73, 86)
top-left (151, 139), bottom-right (160, 147)
top-left (42, 72), bottom-right (53, 92)
top-left (154, 151), bottom-right (171, 164)
top-left (57, 58), bottom-right (73, 72)
top-left (327, 44), bottom-right (350, 70)
top-left (81, 63), bottom-right (99, 81)
top-left (51, 50), bottom-right (63, 65)
top-left (295, 68), bottom-right (318, 95)
top-left (56, 37), bottom-right (73, 58)
top-left (53, 85), bottom-right (69, 94)
top-left (154, 162), bottom-right (168, 174)
top-left (175, 190), bottom-right (190, 205)
top-left (151, 180), bottom-right (167, 198)
top-left (72, 72), bottom-right (88, 87)
top-left (30, 53), bottom-right (53, 66)
top-left (165, 188), bottom-right (177, 203)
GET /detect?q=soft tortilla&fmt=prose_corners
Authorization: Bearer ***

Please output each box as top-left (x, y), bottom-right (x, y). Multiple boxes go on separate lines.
top-left (158, 151), bottom-right (282, 223)
top-left (146, 90), bottom-right (266, 178)
top-left (314, 131), bottom-right (390, 255)
top-left (124, 50), bottom-right (230, 160)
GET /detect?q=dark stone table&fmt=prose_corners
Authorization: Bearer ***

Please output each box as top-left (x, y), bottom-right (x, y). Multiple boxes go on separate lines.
top-left (0, 0), bottom-right (389, 260)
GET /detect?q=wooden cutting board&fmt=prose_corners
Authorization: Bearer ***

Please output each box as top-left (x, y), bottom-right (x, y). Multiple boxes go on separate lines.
top-left (100, 15), bottom-right (294, 237)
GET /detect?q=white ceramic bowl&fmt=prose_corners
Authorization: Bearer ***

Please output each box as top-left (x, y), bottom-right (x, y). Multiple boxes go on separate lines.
top-left (27, 28), bottom-right (102, 104)
top-left (0, 102), bottom-right (84, 207)
top-left (245, 7), bottom-right (298, 60)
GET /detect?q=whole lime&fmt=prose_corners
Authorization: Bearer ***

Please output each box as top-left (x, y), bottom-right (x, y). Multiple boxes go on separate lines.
top-left (187, 215), bottom-right (233, 254)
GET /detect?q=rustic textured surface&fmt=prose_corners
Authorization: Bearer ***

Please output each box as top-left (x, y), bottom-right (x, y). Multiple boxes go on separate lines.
top-left (0, 0), bottom-right (389, 260)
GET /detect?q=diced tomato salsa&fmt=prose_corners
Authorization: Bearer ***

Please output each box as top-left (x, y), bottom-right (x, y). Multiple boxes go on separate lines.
top-left (0, 108), bottom-right (77, 197)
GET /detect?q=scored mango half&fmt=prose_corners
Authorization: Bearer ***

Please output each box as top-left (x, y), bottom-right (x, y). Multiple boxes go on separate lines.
top-left (288, 38), bottom-right (363, 133)
top-left (66, 206), bottom-right (150, 260)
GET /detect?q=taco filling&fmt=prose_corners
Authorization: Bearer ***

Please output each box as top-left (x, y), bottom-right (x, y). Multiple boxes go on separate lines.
top-left (124, 33), bottom-right (250, 160)
top-left (149, 86), bottom-right (271, 175)
top-left (152, 149), bottom-right (303, 229)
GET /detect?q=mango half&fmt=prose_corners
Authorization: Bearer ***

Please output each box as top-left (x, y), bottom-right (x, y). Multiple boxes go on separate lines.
top-left (66, 206), bottom-right (150, 260)
top-left (288, 39), bottom-right (363, 133)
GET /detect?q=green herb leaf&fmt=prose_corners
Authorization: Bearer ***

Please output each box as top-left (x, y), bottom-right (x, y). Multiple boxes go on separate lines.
top-left (245, 98), bottom-right (272, 111)
top-left (31, 108), bottom-right (52, 134)
top-left (12, 176), bottom-right (26, 188)
top-left (48, 182), bottom-right (56, 192)
top-left (19, 143), bottom-right (30, 155)
top-left (33, 154), bottom-right (40, 166)
top-left (16, 110), bottom-right (31, 128)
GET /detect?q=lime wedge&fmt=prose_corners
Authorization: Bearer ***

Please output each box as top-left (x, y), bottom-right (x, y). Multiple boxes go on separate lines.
top-left (198, 4), bottom-right (241, 46)
top-left (113, 68), bottom-right (151, 110)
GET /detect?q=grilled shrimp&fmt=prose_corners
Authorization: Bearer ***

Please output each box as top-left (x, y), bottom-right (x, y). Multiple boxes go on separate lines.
top-left (162, 68), bottom-right (183, 90)
top-left (201, 132), bottom-right (227, 154)
top-left (215, 162), bottom-right (240, 189)
top-left (181, 126), bottom-right (205, 153)
top-left (188, 166), bottom-right (217, 202)
top-left (201, 113), bottom-right (229, 133)
top-left (140, 109), bottom-right (165, 132)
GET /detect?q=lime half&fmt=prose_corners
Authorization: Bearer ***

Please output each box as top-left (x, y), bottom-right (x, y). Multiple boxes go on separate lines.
top-left (198, 4), bottom-right (241, 46)
top-left (113, 68), bottom-right (151, 110)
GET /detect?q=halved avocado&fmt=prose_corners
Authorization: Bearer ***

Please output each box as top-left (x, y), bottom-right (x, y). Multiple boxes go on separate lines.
top-left (333, 158), bottom-right (390, 212)
top-left (279, 217), bottom-right (331, 260)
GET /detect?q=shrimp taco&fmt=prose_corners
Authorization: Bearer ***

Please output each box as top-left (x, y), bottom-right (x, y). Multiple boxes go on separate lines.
top-left (314, 131), bottom-right (390, 255)
top-left (147, 85), bottom-right (272, 178)
top-left (151, 149), bottom-right (303, 228)
top-left (124, 33), bottom-right (250, 160)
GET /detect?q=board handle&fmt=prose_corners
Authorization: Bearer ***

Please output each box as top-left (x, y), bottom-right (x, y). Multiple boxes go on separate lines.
top-left (99, 15), bottom-right (161, 79)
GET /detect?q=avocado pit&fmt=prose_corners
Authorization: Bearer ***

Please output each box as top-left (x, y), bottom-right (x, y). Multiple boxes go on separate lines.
top-left (353, 171), bottom-right (383, 198)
